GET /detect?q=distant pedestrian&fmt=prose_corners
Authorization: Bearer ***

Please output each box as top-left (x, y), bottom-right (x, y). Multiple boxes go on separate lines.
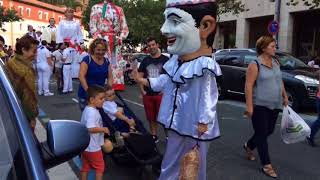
top-left (0, 35), bottom-right (8, 62)
top-left (42, 18), bottom-right (57, 51)
top-left (244, 35), bottom-right (289, 178)
top-left (36, 40), bottom-right (54, 96)
top-left (62, 42), bottom-right (76, 94)
top-left (52, 43), bottom-right (66, 92)
top-left (307, 57), bottom-right (320, 69)
top-left (307, 73), bottom-right (320, 147)
top-left (80, 85), bottom-right (112, 180)
top-left (137, 37), bottom-right (168, 142)
top-left (7, 46), bottom-right (13, 58)
top-left (5, 35), bottom-right (39, 132)
top-left (78, 38), bottom-right (112, 111)
top-left (26, 25), bottom-right (37, 40)
top-left (36, 30), bottom-right (42, 43)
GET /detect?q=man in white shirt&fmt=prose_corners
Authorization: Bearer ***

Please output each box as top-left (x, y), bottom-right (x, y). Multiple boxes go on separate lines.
top-left (42, 18), bottom-right (57, 51)
top-left (26, 25), bottom-right (37, 40)
top-left (36, 40), bottom-right (54, 96)
top-left (52, 43), bottom-right (66, 92)
top-left (62, 42), bottom-right (77, 94)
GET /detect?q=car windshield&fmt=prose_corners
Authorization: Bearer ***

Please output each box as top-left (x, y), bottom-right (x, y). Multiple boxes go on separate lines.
top-left (133, 54), bottom-right (148, 62)
top-left (276, 53), bottom-right (309, 69)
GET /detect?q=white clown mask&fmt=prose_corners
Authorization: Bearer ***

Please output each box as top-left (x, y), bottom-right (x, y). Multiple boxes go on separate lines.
top-left (161, 8), bottom-right (201, 56)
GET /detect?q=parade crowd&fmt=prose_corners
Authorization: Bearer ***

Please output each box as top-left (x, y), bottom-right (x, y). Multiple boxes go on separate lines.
top-left (1, 0), bottom-right (320, 180)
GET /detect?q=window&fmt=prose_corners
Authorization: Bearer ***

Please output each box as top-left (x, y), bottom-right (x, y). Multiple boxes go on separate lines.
top-left (0, 83), bottom-right (28, 180)
top-left (26, 8), bottom-right (31, 17)
top-left (38, 11), bottom-right (43, 20)
top-left (244, 53), bottom-right (258, 66)
top-left (224, 54), bottom-right (244, 67)
top-left (58, 15), bottom-right (62, 22)
top-left (19, 23), bottom-right (22, 31)
top-left (44, 12), bottom-right (49, 21)
top-left (215, 54), bottom-right (226, 64)
top-left (18, 6), bottom-right (23, 16)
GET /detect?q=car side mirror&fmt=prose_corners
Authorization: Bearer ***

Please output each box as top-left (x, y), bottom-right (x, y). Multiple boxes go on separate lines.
top-left (40, 120), bottom-right (89, 169)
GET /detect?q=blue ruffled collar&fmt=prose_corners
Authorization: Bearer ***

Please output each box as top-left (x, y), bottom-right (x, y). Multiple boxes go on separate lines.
top-left (163, 54), bottom-right (222, 84)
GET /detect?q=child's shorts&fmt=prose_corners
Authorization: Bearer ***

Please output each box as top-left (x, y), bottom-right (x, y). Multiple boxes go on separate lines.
top-left (80, 150), bottom-right (105, 174)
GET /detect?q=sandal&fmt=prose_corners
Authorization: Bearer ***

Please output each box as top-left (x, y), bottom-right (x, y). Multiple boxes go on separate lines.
top-left (243, 143), bottom-right (256, 161)
top-left (261, 166), bottom-right (277, 179)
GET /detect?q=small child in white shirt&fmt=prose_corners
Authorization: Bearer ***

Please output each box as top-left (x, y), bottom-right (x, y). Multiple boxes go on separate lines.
top-left (80, 85), bottom-right (113, 180)
top-left (102, 85), bottom-right (136, 137)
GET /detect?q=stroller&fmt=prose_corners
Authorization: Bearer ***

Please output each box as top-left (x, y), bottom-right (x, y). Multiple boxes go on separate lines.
top-left (99, 92), bottom-right (162, 177)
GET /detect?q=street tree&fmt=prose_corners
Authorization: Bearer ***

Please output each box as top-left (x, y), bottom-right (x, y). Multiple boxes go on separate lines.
top-left (82, 0), bottom-right (247, 47)
top-left (0, 6), bottom-right (22, 31)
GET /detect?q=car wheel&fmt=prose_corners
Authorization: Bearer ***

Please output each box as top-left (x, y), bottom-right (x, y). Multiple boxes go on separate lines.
top-left (286, 90), bottom-right (299, 111)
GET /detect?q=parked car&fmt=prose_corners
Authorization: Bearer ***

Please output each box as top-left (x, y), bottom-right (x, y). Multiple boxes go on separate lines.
top-left (0, 59), bottom-right (90, 180)
top-left (215, 49), bottom-right (319, 110)
top-left (131, 53), bottom-right (148, 68)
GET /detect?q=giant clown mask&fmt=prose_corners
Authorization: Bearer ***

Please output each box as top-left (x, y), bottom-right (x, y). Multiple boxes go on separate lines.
top-left (161, 0), bottom-right (217, 56)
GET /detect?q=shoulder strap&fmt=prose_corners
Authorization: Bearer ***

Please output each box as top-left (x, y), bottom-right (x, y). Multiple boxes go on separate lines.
top-left (254, 60), bottom-right (260, 72)
top-left (272, 57), bottom-right (280, 66)
top-left (105, 57), bottom-right (110, 69)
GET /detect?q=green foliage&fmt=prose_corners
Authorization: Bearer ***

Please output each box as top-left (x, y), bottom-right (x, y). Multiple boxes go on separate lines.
top-left (81, 0), bottom-right (247, 47)
top-left (286, 0), bottom-right (320, 9)
top-left (0, 6), bottom-right (22, 29)
top-left (217, 0), bottom-right (248, 15)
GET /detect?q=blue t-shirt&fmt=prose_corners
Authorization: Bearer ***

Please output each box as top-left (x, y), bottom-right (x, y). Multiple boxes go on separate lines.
top-left (78, 55), bottom-right (109, 99)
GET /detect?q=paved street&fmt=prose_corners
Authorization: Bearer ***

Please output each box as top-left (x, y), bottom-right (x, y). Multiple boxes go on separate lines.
top-left (38, 80), bottom-right (320, 180)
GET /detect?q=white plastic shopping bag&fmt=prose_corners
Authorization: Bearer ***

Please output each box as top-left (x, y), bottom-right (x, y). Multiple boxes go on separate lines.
top-left (280, 106), bottom-right (311, 144)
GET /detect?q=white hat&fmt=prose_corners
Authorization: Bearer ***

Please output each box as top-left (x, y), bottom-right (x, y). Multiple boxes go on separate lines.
top-left (166, 0), bottom-right (216, 8)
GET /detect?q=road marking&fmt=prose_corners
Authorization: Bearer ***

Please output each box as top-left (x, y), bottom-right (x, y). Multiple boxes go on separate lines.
top-left (122, 98), bottom-right (144, 108)
top-left (72, 98), bottom-right (79, 103)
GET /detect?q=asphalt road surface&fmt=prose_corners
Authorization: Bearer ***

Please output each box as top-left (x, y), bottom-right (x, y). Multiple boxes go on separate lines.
top-left (38, 80), bottom-right (320, 180)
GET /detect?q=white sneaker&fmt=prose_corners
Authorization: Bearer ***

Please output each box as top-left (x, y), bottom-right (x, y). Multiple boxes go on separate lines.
top-left (44, 92), bottom-right (54, 96)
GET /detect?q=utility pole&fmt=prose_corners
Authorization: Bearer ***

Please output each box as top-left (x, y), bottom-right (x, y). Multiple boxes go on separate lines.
top-left (274, 0), bottom-right (281, 49)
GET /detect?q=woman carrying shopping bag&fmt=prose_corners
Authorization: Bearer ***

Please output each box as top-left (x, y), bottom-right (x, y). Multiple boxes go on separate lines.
top-left (244, 36), bottom-right (289, 178)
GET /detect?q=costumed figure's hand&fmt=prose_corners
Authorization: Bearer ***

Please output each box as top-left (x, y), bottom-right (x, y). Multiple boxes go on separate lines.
top-left (198, 123), bottom-right (208, 136)
top-left (132, 69), bottom-right (150, 88)
top-left (132, 69), bottom-right (141, 83)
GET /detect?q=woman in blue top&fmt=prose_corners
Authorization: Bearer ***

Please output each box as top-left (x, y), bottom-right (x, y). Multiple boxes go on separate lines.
top-left (78, 38), bottom-right (113, 111)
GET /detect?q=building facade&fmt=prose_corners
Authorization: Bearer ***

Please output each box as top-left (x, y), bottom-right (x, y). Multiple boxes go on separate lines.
top-left (214, 0), bottom-right (320, 58)
top-left (1, 0), bottom-right (89, 46)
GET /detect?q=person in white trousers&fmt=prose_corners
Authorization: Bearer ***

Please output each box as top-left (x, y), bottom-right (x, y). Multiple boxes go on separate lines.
top-left (36, 40), bottom-right (54, 96)
top-left (62, 42), bottom-right (76, 94)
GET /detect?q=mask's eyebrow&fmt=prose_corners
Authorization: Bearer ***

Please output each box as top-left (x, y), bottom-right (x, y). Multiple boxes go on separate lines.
top-left (167, 13), bottom-right (182, 19)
